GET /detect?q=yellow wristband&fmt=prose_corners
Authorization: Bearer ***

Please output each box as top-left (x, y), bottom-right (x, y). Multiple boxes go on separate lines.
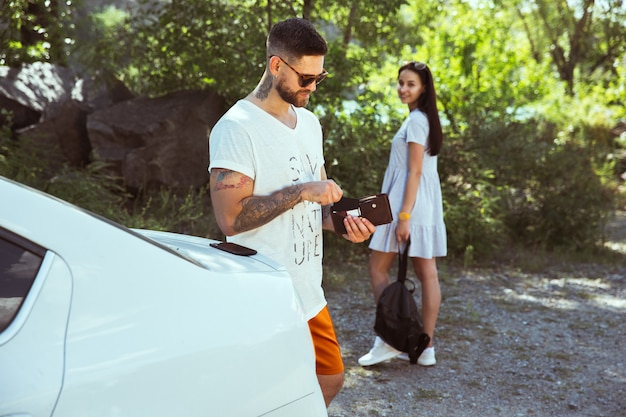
top-left (398, 212), bottom-right (411, 221)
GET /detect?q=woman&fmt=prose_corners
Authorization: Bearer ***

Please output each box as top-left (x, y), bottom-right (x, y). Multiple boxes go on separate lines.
top-left (358, 61), bottom-right (446, 367)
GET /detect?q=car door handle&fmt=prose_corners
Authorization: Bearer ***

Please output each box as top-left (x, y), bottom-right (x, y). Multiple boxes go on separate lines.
top-left (2, 414), bottom-right (32, 417)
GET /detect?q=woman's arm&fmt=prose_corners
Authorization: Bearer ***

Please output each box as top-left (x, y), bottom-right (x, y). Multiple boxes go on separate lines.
top-left (396, 142), bottom-right (424, 242)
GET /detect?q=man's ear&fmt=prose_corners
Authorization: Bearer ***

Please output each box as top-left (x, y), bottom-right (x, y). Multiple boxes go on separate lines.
top-left (269, 55), bottom-right (281, 77)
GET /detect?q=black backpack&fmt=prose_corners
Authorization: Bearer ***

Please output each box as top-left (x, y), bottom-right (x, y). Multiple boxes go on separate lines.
top-left (374, 240), bottom-right (431, 364)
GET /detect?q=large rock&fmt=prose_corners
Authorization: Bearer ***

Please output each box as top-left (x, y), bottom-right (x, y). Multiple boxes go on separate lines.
top-left (0, 63), bottom-right (131, 166)
top-left (0, 62), bottom-right (76, 128)
top-left (87, 89), bottom-right (226, 189)
top-left (0, 95), bottom-right (40, 130)
top-left (1, 62), bottom-right (226, 187)
top-left (17, 99), bottom-right (91, 167)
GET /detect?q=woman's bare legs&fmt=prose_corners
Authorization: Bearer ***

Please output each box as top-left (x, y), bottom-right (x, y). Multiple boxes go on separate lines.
top-left (368, 250), bottom-right (397, 303)
top-left (370, 251), bottom-right (441, 344)
top-left (411, 257), bottom-right (441, 347)
top-left (362, 250), bottom-right (441, 365)
top-left (358, 250), bottom-right (403, 366)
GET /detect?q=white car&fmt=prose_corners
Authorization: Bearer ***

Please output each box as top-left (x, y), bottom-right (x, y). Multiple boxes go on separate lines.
top-left (0, 176), bottom-right (327, 417)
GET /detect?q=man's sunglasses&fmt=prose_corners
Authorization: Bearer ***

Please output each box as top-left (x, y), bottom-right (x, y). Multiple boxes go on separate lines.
top-left (273, 55), bottom-right (328, 87)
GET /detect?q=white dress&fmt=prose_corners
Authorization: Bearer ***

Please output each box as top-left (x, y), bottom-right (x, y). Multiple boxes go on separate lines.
top-left (368, 109), bottom-right (447, 258)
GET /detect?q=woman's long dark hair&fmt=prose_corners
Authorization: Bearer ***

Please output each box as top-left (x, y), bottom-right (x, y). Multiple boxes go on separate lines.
top-left (398, 62), bottom-right (443, 156)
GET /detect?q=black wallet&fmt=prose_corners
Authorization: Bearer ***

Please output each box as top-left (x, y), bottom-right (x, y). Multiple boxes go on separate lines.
top-left (331, 194), bottom-right (393, 234)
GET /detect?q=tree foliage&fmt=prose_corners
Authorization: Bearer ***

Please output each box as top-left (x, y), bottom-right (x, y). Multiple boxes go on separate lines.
top-left (2, 0), bottom-right (625, 261)
top-left (0, 0), bottom-right (77, 66)
top-left (511, 0), bottom-right (626, 96)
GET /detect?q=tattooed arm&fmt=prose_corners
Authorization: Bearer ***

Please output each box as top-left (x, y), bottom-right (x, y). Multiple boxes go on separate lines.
top-left (210, 167), bottom-right (344, 236)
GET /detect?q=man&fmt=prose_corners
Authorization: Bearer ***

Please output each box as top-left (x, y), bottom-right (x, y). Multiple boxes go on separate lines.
top-left (208, 18), bottom-right (375, 407)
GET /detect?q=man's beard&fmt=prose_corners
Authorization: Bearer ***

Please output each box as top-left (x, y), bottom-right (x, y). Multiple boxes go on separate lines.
top-left (275, 78), bottom-right (309, 107)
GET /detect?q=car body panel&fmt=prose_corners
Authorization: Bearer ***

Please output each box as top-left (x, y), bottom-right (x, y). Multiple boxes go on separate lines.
top-left (136, 229), bottom-right (286, 273)
top-left (0, 176), bottom-right (327, 417)
top-left (0, 253), bottom-right (72, 417)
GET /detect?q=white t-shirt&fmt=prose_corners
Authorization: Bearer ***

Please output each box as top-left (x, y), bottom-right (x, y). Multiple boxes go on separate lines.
top-left (208, 99), bottom-right (326, 320)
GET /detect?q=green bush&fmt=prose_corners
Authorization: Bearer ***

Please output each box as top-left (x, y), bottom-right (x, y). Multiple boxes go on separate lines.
top-left (441, 170), bottom-right (505, 262)
top-left (500, 122), bottom-right (616, 250)
top-left (436, 114), bottom-right (619, 261)
top-left (321, 100), bottom-right (398, 198)
top-left (3, 0), bottom-right (623, 265)
top-left (126, 184), bottom-right (220, 239)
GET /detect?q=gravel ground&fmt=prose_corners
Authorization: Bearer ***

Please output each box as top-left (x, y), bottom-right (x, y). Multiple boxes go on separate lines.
top-left (324, 212), bottom-right (626, 417)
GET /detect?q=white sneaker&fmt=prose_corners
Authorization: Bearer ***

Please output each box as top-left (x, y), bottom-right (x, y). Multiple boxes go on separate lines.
top-left (358, 336), bottom-right (401, 366)
top-left (417, 347), bottom-right (436, 366)
top-left (396, 347), bottom-right (436, 366)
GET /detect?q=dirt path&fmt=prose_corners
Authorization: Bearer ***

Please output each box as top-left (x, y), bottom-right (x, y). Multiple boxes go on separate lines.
top-left (325, 212), bottom-right (626, 417)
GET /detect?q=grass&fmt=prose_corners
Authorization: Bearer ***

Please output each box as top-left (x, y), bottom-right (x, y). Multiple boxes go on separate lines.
top-left (413, 388), bottom-right (440, 400)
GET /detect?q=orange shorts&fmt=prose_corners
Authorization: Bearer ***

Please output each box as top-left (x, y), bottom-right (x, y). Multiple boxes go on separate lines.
top-left (308, 305), bottom-right (344, 375)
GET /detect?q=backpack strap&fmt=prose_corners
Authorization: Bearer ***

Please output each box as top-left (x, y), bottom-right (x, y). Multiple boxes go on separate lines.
top-left (408, 333), bottom-right (431, 364)
top-left (397, 239), bottom-right (410, 284)
top-left (398, 240), bottom-right (416, 293)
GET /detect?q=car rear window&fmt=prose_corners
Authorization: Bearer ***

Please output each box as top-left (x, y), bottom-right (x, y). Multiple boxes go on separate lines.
top-left (0, 227), bottom-right (45, 333)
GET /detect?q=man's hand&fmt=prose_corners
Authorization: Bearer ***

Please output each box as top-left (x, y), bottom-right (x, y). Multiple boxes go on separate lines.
top-left (301, 179), bottom-right (343, 206)
top-left (341, 216), bottom-right (376, 243)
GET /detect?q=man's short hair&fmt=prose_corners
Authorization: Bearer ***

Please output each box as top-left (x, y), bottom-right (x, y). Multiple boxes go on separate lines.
top-left (267, 18), bottom-right (328, 60)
